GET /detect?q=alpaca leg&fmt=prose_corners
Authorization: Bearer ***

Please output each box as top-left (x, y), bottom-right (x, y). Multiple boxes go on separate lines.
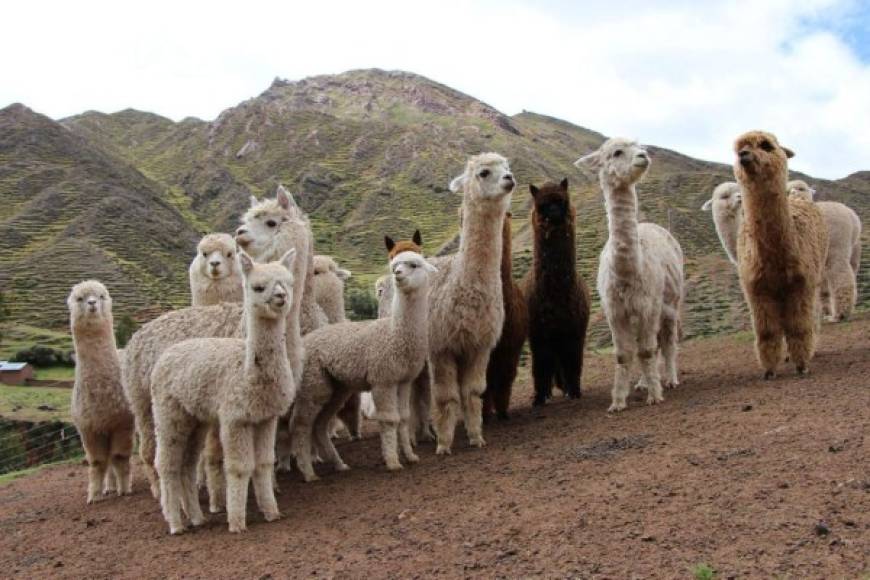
top-left (747, 295), bottom-right (784, 378)
top-left (820, 278), bottom-right (833, 321)
top-left (337, 393), bottom-right (362, 440)
top-left (555, 337), bottom-right (582, 399)
top-left (274, 413), bottom-right (294, 473)
top-left (155, 404), bottom-right (195, 535)
top-left (180, 425), bottom-right (206, 528)
top-left (372, 384), bottom-right (402, 471)
top-left (493, 347), bottom-right (521, 420)
top-left (312, 389), bottom-right (353, 473)
top-left (134, 402), bottom-right (160, 499)
top-left (410, 367), bottom-right (434, 444)
top-left (659, 314), bottom-right (680, 389)
top-left (637, 335), bottom-right (664, 406)
top-left (783, 289), bottom-right (817, 375)
top-left (103, 465), bottom-right (117, 496)
top-left (204, 425), bottom-right (225, 513)
top-left (108, 424), bottom-right (135, 496)
top-left (608, 325), bottom-right (635, 412)
top-left (252, 418), bottom-right (281, 523)
top-left (80, 430), bottom-right (110, 504)
top-left (530, 338), bottom-right (556, 406)
top-left (459, 351), bottom-right (489, 449)
top-left (289, 395), bottom-right (324, 482)
top-left (221, 422), bottom-right (255, 533)
top-left (397, 381), bottom-right (419, 464)
top-left (831, 260), bottom-right (857, 321)
top-left (430, 356), bottom-right (460, 455)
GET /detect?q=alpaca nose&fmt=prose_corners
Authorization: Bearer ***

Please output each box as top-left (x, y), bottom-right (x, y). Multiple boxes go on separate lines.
top-left (87, 298), bottom-right (97, 306)
top-left (738, 149), bottom-right (753, 165)
top-left (209, 260), bottom-right (221, 268)
top-left (504, 173), bottom-right (514, 183)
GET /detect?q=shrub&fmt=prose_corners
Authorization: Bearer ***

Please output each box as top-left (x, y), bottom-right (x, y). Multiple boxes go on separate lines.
top-left (115, 314), bottom-right (138, 348)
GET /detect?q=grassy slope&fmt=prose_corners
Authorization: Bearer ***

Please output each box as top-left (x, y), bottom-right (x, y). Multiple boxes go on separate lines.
top-left (0, 384), bottom-right (70, 422)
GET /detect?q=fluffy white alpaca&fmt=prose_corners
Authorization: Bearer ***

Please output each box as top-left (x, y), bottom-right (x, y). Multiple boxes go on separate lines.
top-left (67, 281), bottom-right (135, 503)
top-left (151, 250), bottom-right (297, 534)
top-left (375, 275), bottom-right (393, 319)
top-left (788, 180), bottom-right (862, 321)
top-left (425, 153), bottom-right (514, 454)
top-left (701, 182), bottom-right (743, 265)
top-left (189, 233), bottom-right (243, 306)
top-left (290, 251), bottom-right (436, 481)
top-left (576, 138), bottom-right (684, 412)
top-left (313, 255), bottom-right (351, 324)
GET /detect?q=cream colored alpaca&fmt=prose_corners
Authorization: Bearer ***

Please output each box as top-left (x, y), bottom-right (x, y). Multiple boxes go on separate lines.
top-left (375, 275), bottom-right (393, 318)
top-left (313, 255), bottom-right (351, 324)
top-left (576, 138), bottom-right (684, 412)
top-left (189, 233), bottom-right (243, 306)
top-left (701, 182), bottom-right (743, 265)
top-left (123, 188), bottom-right (306, 499)
top-left (426, 153), bottom-right (514, 453)
top-left (290, 251), bottom-right (436, 481)
top-left (787, 180), bottom-right (862, 321)
top-left (151, 250), bottom-right (297, 534)
top-left (67, 281), bottom-right (134, 503)
top-left (734, 132), bottom-right (828, 378)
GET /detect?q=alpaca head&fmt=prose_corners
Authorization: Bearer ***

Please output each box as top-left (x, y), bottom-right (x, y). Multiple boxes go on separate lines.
top-left (448, 152), bottom-right (515, 204)
top-left (313, 255), bottom-right (351, 281)
top-left (68, 280), bottom-right (113, 330)
top-left (574, 137), bottom-right (650, 190)
top-left (238, 249), bottom-right (296, 320)
top-left (733, 130), bottom-right (793, 187)
top-left (384, 230), bottom-right (423, 260)
top-left (390, 251), bottom-right (437, 294)
top-left (195, 233), bottom-right (238, 280)
top-left (235, 185), bottom-right (305, 261)
top-left (701, 182), bottom-right (743, 215)
top-left (787, 179), bottom-right (815, 202)
top-left (529, 178), bottom-right (575, 232)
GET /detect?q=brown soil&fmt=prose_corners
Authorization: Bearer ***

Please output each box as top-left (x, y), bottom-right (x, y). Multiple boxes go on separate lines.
top-left (2, 319), bottom-right (868, 579)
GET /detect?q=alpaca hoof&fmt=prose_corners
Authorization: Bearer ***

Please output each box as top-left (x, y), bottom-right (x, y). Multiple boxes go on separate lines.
top-left (664, 380), bottom-right (679, 390)
top-left (189, 515), bottom-right (206, 528)
top-left (607, 401), bottom-right (627, 413)
top-left (302, 472), bottom-right (320, 483)
top-left (405, 452), bottom-right (420, 464)
top-left (763, 370), bottom-right (776, 380)
top-left (335, 462), bottom-right (351, 472)
top-left (263, 510), bottom-right (283, 523)
top-left (276, 459), bottom-right (294, 473)
top-left (386, 461), bottom-right (403, 472)
top-left (149, 485), bottom-right (160, 500)
top-left (482, 413), bottom-right (493, 425)
top-left (496, 411), bottom-right (510, 421)
top-left (228, 523), bottom-right (247, 534)
top-left (796, 366), bottom-right (808, 376)
top-left (86, 496), bottom-right (96, 505)
top-left (169, 524), bottom-right (186, 535)
top-left (209, 505), bottom-right (225, 514)
top-left (435, 445), bottom-right (452, 456)
top-left (469, 436), bottom-right (487, 448)
top-left (646, 393), bottom-right (664, 406)
top-left (532, 396), bottom-right (547, 407)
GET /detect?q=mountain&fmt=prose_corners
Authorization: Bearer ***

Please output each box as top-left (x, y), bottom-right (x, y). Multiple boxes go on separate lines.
top-left (2, 69), bottom-right (868, 348)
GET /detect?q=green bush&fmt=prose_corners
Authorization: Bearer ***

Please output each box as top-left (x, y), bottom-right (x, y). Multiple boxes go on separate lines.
top-left (115, 314), bottom-right (138, 348)
top-left (12, 345), bottom-right (74, 367)
top-left (346, 288), bottom-right (378, 321)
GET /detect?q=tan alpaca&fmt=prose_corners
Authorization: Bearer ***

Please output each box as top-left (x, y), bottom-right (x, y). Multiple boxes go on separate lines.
top-left (151, 250), bottom-right (297, 534)
top-left (188, 233), bottom-right (243, 307)
top-left (733, 131), bottom-right (828, 378)
top-left (312, 255), bottom-right (351, 324)
top-left (787, 180), bottom-right (861, 321)
top-left (67, 281), bottom-right (135, 503)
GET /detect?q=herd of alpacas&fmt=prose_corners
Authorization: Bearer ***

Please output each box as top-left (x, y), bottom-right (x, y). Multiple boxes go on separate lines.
top-left (65, 130), bottom-right (862, 534)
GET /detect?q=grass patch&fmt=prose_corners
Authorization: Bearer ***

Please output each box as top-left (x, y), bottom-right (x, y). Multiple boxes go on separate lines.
top-left (34, 365), bottom-right (75, 381)
top-left (0, 456), bottom-right (82, 485)
top-left (691, 563), bottom-right (716, 580)
top-left (0, 323), bottom-right (71, 360)
top-left (0, 384), bottom-right (71, 422)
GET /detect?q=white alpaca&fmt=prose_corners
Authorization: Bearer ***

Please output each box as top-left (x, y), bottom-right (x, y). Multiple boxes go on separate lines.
top-left (375, 275), bottom-right (393, 319)
top-left (67, 281), bottom-right (135, 503)
top-left (151, 250), bottom-right (297, 534)
top-left (123, 187), bottom-right (306, 498)
top-left (425, 153), bottom-right (514, 454)
top-left (701, 182), bottom-right (743, 265)
top-left (188, 233), bottom-right (243, 306)
top-left (787, 180), bottom-right (862, 321)
top-left (313, 255), bottom-right (351, 324)
top-left (290, 251), bottom-right (436, 481)
top-left (576, 138), bottom-right (684, 412)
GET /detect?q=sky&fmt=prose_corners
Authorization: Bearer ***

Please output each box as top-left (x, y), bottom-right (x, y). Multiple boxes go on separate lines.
top-left (2, 0), bottom-right (869, 179)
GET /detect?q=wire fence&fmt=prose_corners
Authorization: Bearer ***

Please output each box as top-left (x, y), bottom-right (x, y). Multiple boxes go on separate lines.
top-left (0, 420), bottom-right (82, 476)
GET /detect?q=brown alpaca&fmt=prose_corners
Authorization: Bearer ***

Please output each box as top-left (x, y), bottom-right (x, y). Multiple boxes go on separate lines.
top-left (522, 179), bottom-right (591, 405)
top-left (733, 130), bottom-right (828, 378)
top-left (483, 212), bottom-right (528, 421)
top-left (385, 230), bottom-right (422, 259)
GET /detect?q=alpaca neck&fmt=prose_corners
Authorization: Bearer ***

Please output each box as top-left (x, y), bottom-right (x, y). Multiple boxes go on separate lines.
top-left (456, 197), bottom-right (507, 283)
top-left (742, 181), bottom-right (795, 262)
top-left (390, 286), bottom-right (429, 343)
top-left (533, 219), bottom-right (576, 286)
top-left (244, 309), bottom-right (289, 385)
top-left (604, 182), bottom-right (641, 278)
top-left (717, 212), bottom-right (740, 263)
top-left (500, 217), bottom-right (514, 290)
top-left (72, 322), bottom-right (118, 366)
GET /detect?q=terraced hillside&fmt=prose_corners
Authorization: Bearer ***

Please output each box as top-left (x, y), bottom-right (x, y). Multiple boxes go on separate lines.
top-left (2, 69), bottom-right (869, 345)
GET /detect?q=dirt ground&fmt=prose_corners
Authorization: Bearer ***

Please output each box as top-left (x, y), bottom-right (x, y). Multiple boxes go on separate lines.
top-left (1, 319), bottom-right (868, 579)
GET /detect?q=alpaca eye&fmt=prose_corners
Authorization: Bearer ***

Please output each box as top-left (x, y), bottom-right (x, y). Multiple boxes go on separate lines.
top-left (100, 295), bottom-right (105, 300)
top-left (479, 169), bottom-right (491, 178)
top-left (227, 252), bottom-right (233, 258)
top-left (202, 252), bottom-right (208, 257)
top-left (613, 150), bottom-right (623, 157)
top-left (410, 263), bottom-right (418, 269)
top-left (253, 285), bottom-right (265, 293)
top-left (76, 297), bottom-right (83, 302)
top-left (266, 220), bottom-right (277, 228)
top-left (760, 141), bottom-right (774, 152)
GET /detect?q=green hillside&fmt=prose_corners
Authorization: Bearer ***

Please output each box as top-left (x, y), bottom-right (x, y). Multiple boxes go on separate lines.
top-left (1, 69), bottom-right (868, 350)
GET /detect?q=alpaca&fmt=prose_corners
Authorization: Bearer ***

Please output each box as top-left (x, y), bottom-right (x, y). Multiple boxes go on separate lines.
top-left (576, 138), bottom-right (684, 412)
top-left (151, 250), bottom-right (297, 534)
top-left (385, 229), bottom-right (422, 259)
top-left (733, 131), bottom-right (828, 378)
top-left (123, 187), bottom-right (307, 498)
top-left (289, 251), bottom-right (436, 481)
top-left (67, 281), bottom-right (135, 503)
top-left (427, 152), bottom-right (514, 453)
top-left (701, 182), bottom-right (743, 265)
top-left (375, 275), bottom-right (394, 318)
top-left (313, 255), bottom-right (351, 324)
top-left (787, 180), bottom-right (862, 321)
top-left (188, 233), bottom-right (243, 307)
top-left (521, 180), bottom-right (590, 407)
top-left (480, 211), bottom-right (529, 420)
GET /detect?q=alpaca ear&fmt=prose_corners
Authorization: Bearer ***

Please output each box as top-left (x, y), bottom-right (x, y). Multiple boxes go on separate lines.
top-left (422, 260), bottom-right (438, 273)
top-left (279, 248), bottom-right (297, 272)
top-left (560, 177), bottom-right (569, 191)
top-left (239, 251), bottom-right (255, 276)
top-left (337, 268), bottom-right (351, 281)
top-left (574, 151), bottom-right (601, 170)
top-left (809, 188), bottom-right (816, 200)
top-left (448, 174), bottom-right (466, 194)
top-left (412, 229), bottom-right (422, 246)
top-left (701, 199), bottom-right (713, 211)
top-left (249, 195), bottom-right (259, 207)
top-left (384, 236), bottom-right (396, 252)
top-left (276, 185), bottom-right (297, 210)
top-left (782, 146), bottom-right (795, 159)
top-left (529, 184), bottom-right (540, 198)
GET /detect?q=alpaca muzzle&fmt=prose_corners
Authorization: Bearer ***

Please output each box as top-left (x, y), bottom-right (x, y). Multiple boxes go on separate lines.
top-left (738, 149), bottom-right (754, 167)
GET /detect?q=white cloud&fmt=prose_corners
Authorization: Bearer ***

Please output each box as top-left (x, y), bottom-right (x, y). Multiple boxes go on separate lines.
top-left (1, 0), bottom-right (868, 178)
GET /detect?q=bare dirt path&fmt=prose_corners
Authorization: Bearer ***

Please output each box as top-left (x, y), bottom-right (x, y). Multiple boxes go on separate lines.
top-left (1, 319), bottom-right (868, 579)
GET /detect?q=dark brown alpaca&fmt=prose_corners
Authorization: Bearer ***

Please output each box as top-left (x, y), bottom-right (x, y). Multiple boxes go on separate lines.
top-left (483, 212), bottom-right (528, 421)
top-left (522, 178), bottom-right (591, 405)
